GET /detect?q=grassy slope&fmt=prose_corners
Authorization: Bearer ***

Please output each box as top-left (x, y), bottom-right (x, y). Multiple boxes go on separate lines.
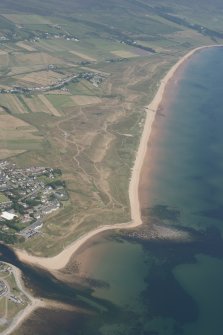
top-left (0, 0), bottom-right (222, 255)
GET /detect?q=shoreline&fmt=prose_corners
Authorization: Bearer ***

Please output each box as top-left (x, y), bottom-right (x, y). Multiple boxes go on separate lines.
top-left (1, 264), bottom-right (84, 335)
top-left (15, 44), bottom-right (222, 272)
top-left (1, 264), bottom-right (45, 335)
top-left (4, 43), bottom-right (222, 335)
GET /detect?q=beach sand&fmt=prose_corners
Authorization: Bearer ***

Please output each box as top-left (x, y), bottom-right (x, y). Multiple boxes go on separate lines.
top-left (15, 45), bottom-right (222, 273)
top-left (6, 43), bottom-right (221, 335)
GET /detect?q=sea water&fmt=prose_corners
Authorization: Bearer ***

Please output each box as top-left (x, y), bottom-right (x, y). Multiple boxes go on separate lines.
top-left (2, 47), bottom-right (223, 335)
top-left (73, 47), bottom-right (223, 335)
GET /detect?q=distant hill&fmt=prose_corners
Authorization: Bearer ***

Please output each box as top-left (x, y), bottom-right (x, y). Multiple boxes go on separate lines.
top-left (0, 0), bottom-right (223, 36)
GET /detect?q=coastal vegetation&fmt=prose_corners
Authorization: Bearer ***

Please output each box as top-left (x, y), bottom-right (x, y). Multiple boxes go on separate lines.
top-left (0, 0), bottom-right (222, 258)
top-left (0, 1), bottom-right (222, 334)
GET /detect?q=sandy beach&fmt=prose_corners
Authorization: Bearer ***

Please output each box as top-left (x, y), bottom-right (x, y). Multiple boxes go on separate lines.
top-left (15, 44), bottom-right (222, 272)
top-left (3, 43), bottom-right (221, 335)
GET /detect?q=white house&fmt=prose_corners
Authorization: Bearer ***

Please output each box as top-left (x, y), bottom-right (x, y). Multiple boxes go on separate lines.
top-left (1, 212), bottom-right (17, 221)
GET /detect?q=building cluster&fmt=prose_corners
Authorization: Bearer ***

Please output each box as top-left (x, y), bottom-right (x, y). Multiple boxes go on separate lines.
top-left (0, 262), bottom-right (25, 305)
top-left (0, 262), bottom-right (11, 273)
top-left (27, 31), bottom-right (79, 43)
top-left (120, 38), bottom-right (156, 53)
top-left (0, 36), bottom-right (9, 41)
top-left (9, 295), bottom-right (24, 304)
top-left (79, 72), bottom-right (104, 87)
top-left (0, 72), bottom-right (104, 94)
top-left (0, 73), bottom-right (78, 94)
top-left (0, 161), bottom-right (67, 239)
top-left (0, 280), bottom-right (8, 297)
top-left (15, 22), bottom-right (80, 42)
top-left (105, 57), bottom-right (128, 63)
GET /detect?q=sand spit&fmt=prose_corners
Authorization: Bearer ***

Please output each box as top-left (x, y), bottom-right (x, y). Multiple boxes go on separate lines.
top-left (1, 264), bottom-right (45, 335)
top-left (1, 264), bottom-right (87, 335)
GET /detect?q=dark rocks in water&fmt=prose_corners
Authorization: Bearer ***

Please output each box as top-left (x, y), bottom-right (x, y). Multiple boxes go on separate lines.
top-left (142, 205), bottom-right (180, 223)
top-left (82, 276), bottom-right (110, 289)
top-left (124, 222), bottom-right (192, 242)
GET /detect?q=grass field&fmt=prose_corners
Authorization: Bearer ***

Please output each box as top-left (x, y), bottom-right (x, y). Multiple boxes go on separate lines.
top-left (69, 50), bottom-right (97, 62)
top-left (0, 192), bottom-right (9, 203)
top-left (71, 95), bottom-right (101, 106)
top-left (19, 70), bottom-right (65, 86)
top-left (0, 95), bottom-right (26, 114)
top-left (16, 42), bottom-right (37, 52)
top-left (0, 107), bottom-right (42, 159)
top-left (2, 14), bottom-right (52, 24)
top-left (0, 114), bottom-right (40, 140)
top-left (12, 52), bottom-right (67, 67)
top-left (111, 50), bottom-right (139, 58)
